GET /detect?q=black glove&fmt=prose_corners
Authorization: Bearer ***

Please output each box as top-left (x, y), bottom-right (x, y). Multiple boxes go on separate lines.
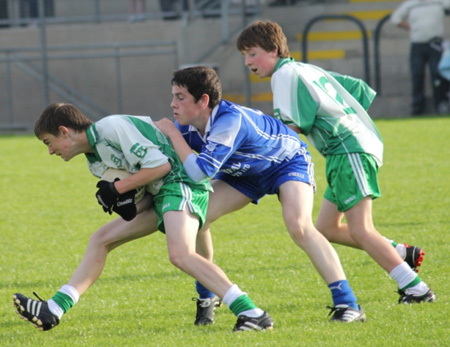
top-left (113, 189), bottom-right (138, 221)
top-left (95, 179), bottom-right (120, 214)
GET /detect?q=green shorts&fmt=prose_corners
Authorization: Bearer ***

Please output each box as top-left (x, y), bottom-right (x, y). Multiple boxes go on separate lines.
top-left (323, 153), bottom-right (381, 212)
top-left (152, 181), bottom-right (209, 233)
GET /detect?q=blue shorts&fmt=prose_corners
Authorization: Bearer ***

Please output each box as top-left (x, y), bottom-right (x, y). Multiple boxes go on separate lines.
top-left (214, 153), bottom-right (315, 203)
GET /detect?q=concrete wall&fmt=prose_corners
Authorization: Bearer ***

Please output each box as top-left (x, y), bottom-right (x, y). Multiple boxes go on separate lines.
top-left (1, 1), bottom-right (448, 131)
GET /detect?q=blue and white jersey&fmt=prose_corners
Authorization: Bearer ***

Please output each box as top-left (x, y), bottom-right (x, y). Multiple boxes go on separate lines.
top-left (176, 99), bottom-right (309, 179)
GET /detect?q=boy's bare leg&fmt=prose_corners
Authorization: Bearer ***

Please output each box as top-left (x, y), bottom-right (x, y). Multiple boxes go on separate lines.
top-left (279, 181), bottom-right (345, 284)
top-left (68, 204), bottom-right (159, 295)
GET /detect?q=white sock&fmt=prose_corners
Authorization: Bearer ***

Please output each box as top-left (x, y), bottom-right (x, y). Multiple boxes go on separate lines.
top-left (390, 262), bottom-right (418, 289)
top-left (48, 299), bottom-right (64, 319)
top-left (395, 244), bottom-right (406, 259)
top-left (383, 236), bottom-right (395, 245)
top-left (222, 284), bottom-right (245, 307)
top-left (405, 281), bottom-right (429, 295)
top-left (59, 285), bottom-right (80, 304)
top-left (238, 308), bottom-right (265, 318)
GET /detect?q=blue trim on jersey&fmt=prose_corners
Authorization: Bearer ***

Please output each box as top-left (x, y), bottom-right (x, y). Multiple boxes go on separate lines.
top-left (184, 152), bottom-right (208, 182)
top-left (176, 99), bottom-right (315, 200)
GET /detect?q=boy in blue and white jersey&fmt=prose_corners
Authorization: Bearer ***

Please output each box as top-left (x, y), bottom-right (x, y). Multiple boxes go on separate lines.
top-left (156, 66), bottom-right (367, 324)
top-left (177, 99), bottom-right (311, 190)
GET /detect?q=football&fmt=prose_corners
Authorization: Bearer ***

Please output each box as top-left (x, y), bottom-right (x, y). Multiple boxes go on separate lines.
top-left (101, 168), bottom-right (146, 203)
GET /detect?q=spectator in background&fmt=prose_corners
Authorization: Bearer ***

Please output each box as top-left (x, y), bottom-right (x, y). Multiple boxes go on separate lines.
top-left (128, 0), bottom-right (146, 22)
top-left (19, 0), bottom-right (54, 27)
top-left (159, 0), bottom-right (188, 20)
top-left (0, 0), bottom-right (9, 28)
top-left (391, 0), bottom-right (450, 115)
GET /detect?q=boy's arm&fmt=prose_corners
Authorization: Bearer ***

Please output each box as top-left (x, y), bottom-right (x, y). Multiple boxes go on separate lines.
top-left (98, 116), bottom-right (173, 192)
top-left (154, 118), bottom-right (208, 182)
top-left (114, 165), bottom-right (171, 195)
top-left (154, 118), bottom-right (194, 163)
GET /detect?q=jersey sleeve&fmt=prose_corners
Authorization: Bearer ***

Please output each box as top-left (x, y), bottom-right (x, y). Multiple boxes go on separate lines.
top-left (272, 65), bottom-right (318, 136)
top-left (99, 116), bottom-right (169, 170)
top-left (196, 113), bottom-right (244, 178)
top-left (329, 71), bottom-right (377, 111)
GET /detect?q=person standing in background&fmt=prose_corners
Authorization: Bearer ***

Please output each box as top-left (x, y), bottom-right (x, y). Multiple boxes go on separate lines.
top-left (128, 0), bottom-right (146, 22)
top-left (391, 0), bottom-right (450, 115)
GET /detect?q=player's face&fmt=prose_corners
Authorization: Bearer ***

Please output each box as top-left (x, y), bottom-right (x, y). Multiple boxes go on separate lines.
top-left (39, 129), bottom-right (77, 161)
top-left (241, 46), bottom-right (278, 78)
top-left (170, 84), bottom-right (203, 126)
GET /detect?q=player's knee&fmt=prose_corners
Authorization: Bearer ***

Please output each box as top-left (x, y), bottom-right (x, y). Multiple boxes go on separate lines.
top-left (286, 220), bottom-right (310, 243)
top-left (88, 227), bottom-right (114, 249)
top-left (316, 220), bottom-right (333, 240)
top-left (167, 249), bottom-right (189, 270)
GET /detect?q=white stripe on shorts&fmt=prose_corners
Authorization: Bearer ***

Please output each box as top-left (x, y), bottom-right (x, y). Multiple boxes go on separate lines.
top-left (178, 182), bottom-right (192, 211)
top-left (347, 153), bottom-right (371, 196)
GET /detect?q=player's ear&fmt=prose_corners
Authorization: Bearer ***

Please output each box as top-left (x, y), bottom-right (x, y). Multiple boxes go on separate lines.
top-left (58, 125), bottom-right (70, 137)
top-left (200, 94), bottom-right (210, 109)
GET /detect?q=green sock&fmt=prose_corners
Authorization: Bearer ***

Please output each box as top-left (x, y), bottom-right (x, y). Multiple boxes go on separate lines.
top-left (383, 236), bottom-right (397, 247)
top-left (229, 294), bottom-right (257, 316)
top-left (51, 291), bottom-right (74, 314)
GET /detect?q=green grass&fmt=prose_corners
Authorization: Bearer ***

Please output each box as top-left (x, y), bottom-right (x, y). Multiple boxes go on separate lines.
top-left (1, 117), bottom-right (449, 346)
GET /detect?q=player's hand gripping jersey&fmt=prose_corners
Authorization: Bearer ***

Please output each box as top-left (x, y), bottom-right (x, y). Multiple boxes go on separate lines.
top-left (85, 115), bottom-right (211, 195)
top-left (176, 99), bottom-right (309, 179)
top-left (271, 58), bottom-right (383, 166)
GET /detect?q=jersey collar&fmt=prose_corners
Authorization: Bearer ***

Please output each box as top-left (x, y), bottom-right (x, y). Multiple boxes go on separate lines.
top-left (85, 124), bottom-right (102, 163)
top-left (274, 57), bottom-right (295, 73)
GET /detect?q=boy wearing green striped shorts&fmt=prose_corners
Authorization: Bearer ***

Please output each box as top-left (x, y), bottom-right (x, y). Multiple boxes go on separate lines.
top-left (237, 20), bottom-right (434, 304)
top-left (13, 103), bottom-right (272, 332)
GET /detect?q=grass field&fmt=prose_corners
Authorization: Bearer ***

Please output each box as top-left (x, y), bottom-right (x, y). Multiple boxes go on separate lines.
top-left (1, 117), bottom-right (449, 346)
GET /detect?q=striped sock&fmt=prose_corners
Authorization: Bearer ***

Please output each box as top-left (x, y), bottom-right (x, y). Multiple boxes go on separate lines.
top-left (383, 236), bottom-right (397, 247)
top-left (223, 284), bottom-right (263, 317)
top-left (49, 285), bottom-right (80, 318)
top-left (390, 262), bottom-right (421, 291)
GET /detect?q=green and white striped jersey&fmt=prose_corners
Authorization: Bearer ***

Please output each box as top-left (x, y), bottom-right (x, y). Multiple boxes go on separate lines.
top-left (85, 115), bottom-right (211, 195)
top-left (272, 58), bottom-right (383, 166)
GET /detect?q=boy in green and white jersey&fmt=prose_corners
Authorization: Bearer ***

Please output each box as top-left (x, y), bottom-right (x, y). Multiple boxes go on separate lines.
top-left (236, 20), bottom-right (434, 304)
top-left (13, 103), bottom-right (271, 332)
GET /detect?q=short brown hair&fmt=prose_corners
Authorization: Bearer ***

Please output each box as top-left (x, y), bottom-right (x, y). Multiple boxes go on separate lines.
top-left (34, 103), bottom-right (93, 138)
top-left (171, 66), bottom-right (222, 109)
top-left (237, 20), bottom-right (290, 58)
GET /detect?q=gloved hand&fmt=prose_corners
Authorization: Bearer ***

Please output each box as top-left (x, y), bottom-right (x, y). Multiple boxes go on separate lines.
top-left (95, 179), bottom-right (120, 214)
top-left (113, 189), bottom-right (138, 221)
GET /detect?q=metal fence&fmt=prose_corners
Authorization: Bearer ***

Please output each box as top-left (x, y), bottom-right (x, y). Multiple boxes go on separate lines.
top-left (0, 40), bottom-right (179, 130)
top-left (0, 0), bottom-right (262, 27)
top-left (0, 0), bottom-right (263, 131)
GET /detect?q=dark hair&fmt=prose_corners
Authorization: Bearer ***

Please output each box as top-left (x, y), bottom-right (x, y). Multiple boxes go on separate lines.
top-left (171, 66), bottom-right (222, 108)
top-left (237, 20), bottom-right (290, 58)
top-left (34, 103), bottom-right (93, 138)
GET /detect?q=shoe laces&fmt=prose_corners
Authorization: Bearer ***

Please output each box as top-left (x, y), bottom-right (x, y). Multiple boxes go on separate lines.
top-left (33, 292), bottom-right (45, 302)
top-left (327, 305), bottom-right (342, 316)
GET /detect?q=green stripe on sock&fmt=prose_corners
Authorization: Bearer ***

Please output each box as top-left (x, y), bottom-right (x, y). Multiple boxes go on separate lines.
top-left (401, 276), bottom-right (421, 291)
top-left (229, 294), bottom-right (257, 316)
top-left (52, 291), bottom-right (74, 314)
